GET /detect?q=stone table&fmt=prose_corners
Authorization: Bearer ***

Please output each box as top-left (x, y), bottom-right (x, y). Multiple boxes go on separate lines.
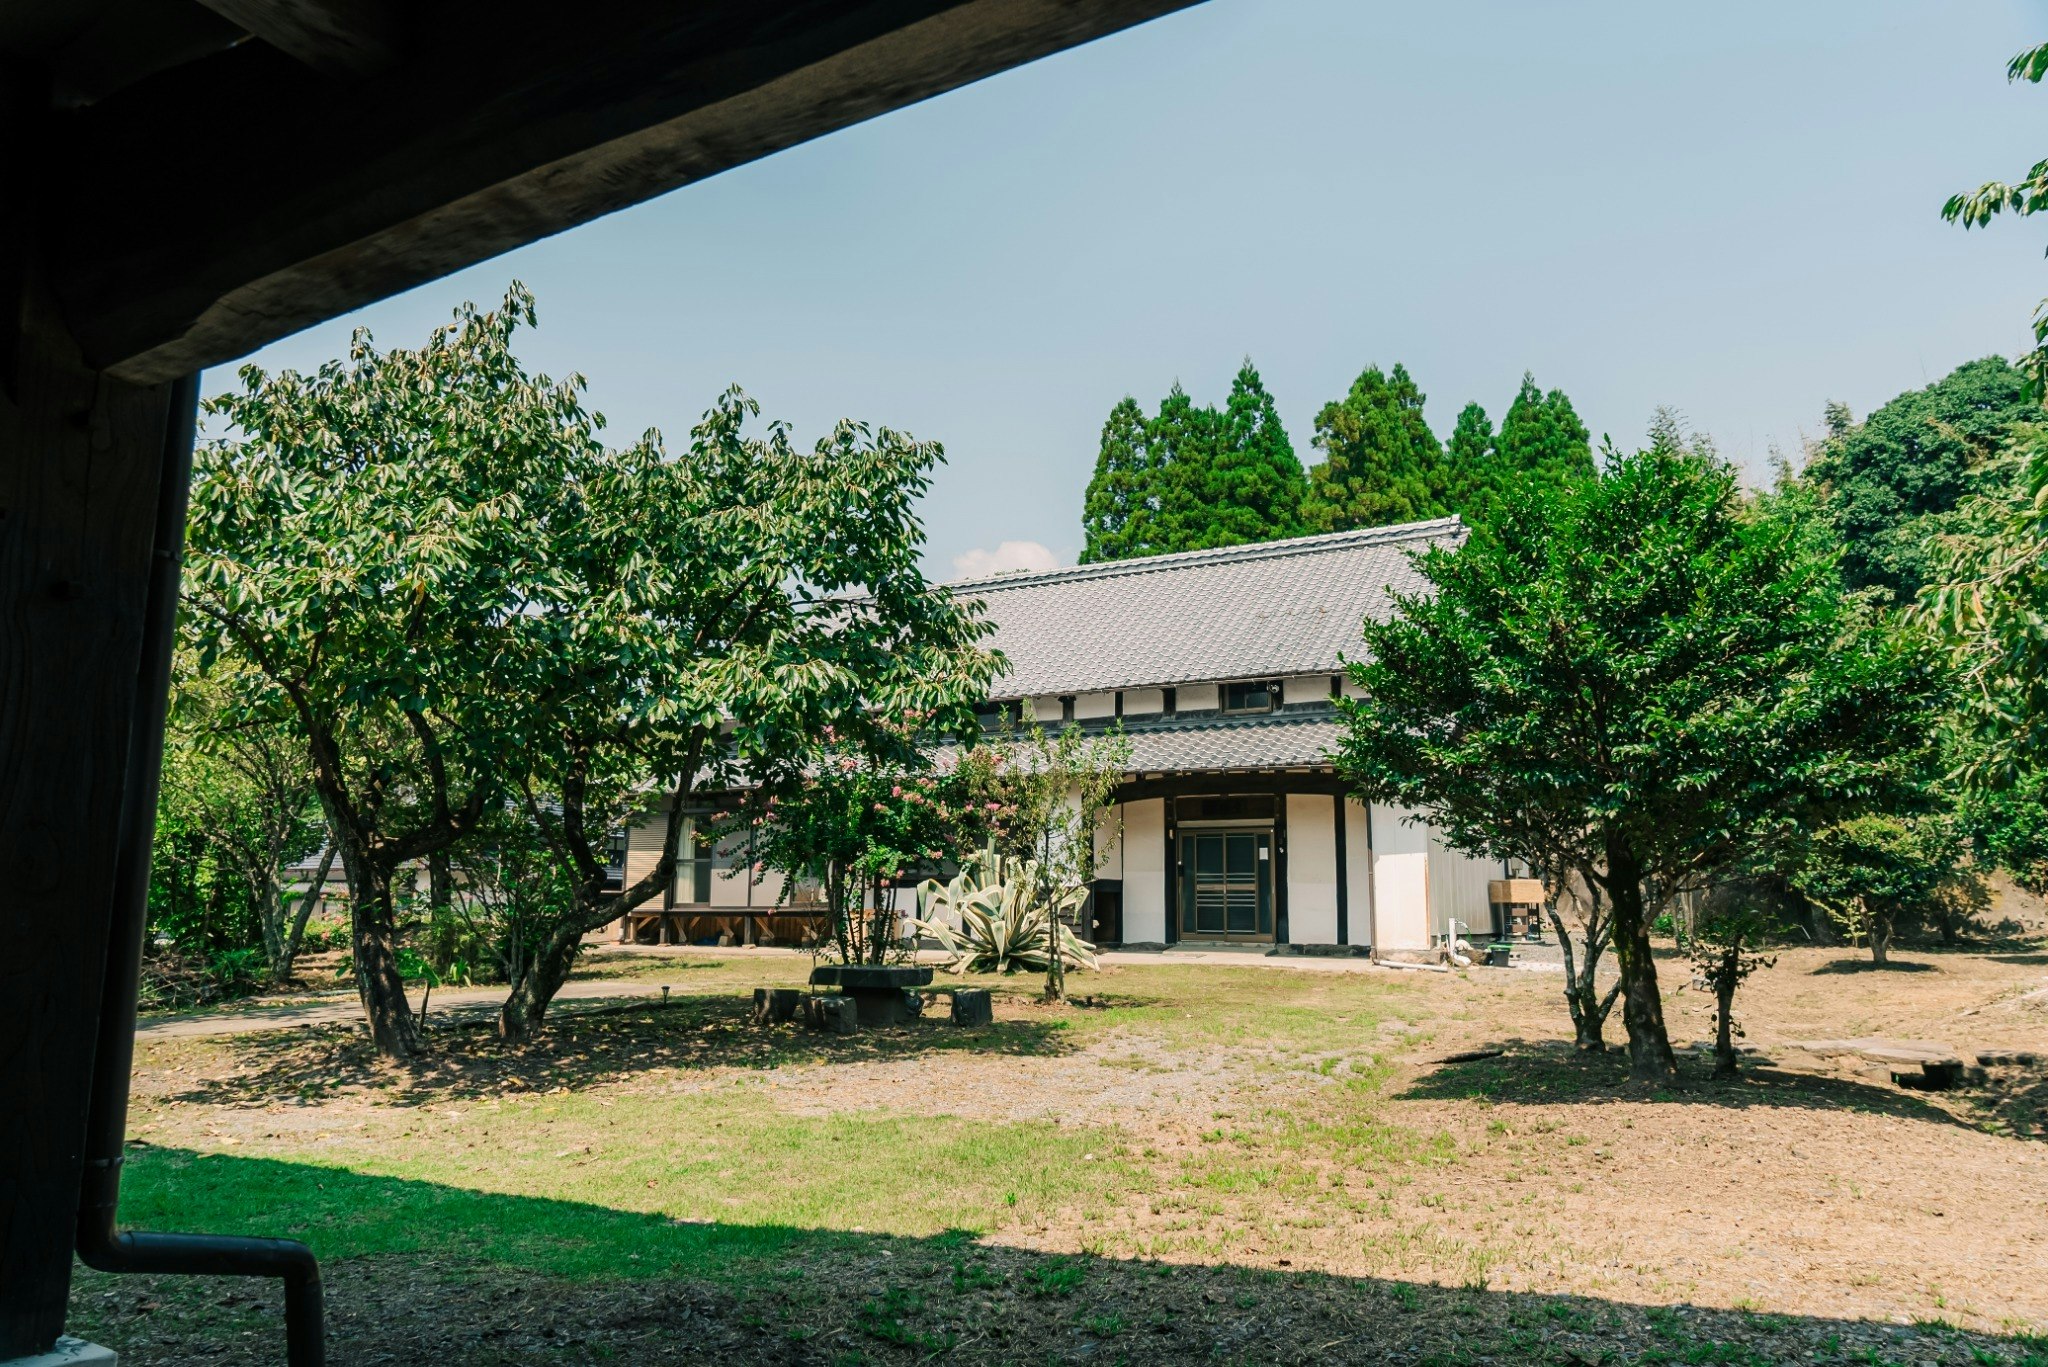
top-left (808, 964), bottom-right (934, 1026)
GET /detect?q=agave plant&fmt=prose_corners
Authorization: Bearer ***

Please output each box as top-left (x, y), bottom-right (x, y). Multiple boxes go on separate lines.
top-left (913, 840), bottom-right (1098, 974)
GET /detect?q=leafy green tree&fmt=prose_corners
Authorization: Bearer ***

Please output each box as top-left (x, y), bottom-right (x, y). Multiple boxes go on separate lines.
top-left (1147, 382), bottom-right (1222, 548)
top-left (1489, 372), bottom-right (1594, 504)
top-left (1683, 902), bottom-right (1776, 1078)
top-left (1787, 813), bottom-right (1976, 966)
top-left (186, 287), bottom-right (596, 1058)
top-left (744, 717), bottom-right (973, 965)
top-left (1194, 360), bottom-right (1307, 548)
top-left (1081, 366), bottom-right (1305, 561)
top-left (1080, 397), bottom-right (1161, 563)
top-left (1303, 363), bottom-right (1451, 531)
top-left (957, 722), bottom-right (1132, 999)
top-left (1808, 357), bottom-right (2033, 601)
top-left (499, 389), bottom-right (995, 1037)
top-left (1336, 441), bottom-right (1936, 1082)
top-left (1920, 435), bottom-right (2048, 876)
top-left (1443, 400), bottom-right (1495, 516)
top-left (1943, 39), bottom-right (2048, 390)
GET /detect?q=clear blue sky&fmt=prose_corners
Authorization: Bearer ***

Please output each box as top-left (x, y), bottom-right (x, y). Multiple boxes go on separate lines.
top-left (215, 0), bottom-right (2048, 577)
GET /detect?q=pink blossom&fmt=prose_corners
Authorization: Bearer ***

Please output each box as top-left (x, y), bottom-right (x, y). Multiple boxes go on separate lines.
top-left (891, 785), bottom-right (903, 797)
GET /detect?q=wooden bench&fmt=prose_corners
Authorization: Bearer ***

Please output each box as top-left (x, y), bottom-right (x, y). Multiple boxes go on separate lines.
top-left (618, 909), bottom-right (827, 947)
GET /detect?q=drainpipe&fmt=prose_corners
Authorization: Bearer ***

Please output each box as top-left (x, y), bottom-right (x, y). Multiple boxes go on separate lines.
top-left (73, 374), bottom-right (326, 1366)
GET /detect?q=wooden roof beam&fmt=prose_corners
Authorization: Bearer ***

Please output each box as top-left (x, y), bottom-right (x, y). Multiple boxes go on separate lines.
top-left (46, 0), bottom-right (1198, 384)
top-left (190, 0), bottom-right (395, 77)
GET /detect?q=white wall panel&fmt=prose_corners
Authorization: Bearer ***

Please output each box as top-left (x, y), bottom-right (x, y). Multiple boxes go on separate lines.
top-left (1285, 793), bottom-right (1338, 945)
top-left (1370, 804), bottom-right (1431, 950)
top-left (1122, 798), bottom-right (1167, 943)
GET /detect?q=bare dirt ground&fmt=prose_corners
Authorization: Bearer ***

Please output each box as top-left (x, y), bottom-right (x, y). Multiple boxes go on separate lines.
top-left (76, 937), bottom-right (2048, 1365)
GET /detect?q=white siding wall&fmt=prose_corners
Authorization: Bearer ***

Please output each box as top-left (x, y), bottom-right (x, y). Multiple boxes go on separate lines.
top-left (1074, 691), bottom-right (1116, 721)
top-left (624, 810), bottom-right (667, 886)
top-left (1429, 842), bottom-right (1500, 942)
top-left (1370, 804), bottom-right (1431, 951)
top-left (1121, 798), bottom-right (1167, 943)
top-left (1345, 799), bottom-right (1372, 946)
top-left (1285, 793), bottom-right (1338, 944)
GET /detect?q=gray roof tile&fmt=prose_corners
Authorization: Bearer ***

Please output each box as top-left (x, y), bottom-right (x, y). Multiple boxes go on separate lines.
top-left (1120, 711), bottom-right (1345, 773)
top-left (952, 519), bottom-right (1463, 700)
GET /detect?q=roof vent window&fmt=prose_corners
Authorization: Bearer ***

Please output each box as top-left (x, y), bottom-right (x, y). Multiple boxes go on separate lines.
top-left (1224, 680), bottom-right (1280, 715)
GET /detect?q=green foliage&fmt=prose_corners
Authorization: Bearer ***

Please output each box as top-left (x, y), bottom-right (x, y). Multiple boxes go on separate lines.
top-left (186, 285), bottom-right (600, 1053)
top-left (1683, 901), bottom-right (1776, 1077)
top-left (1079, 396), bottom-right (1160, 562)
top-left (951, 722), bottom-right (1129, 992)
top-left (1079, 362), bottom-right (1306, 562)
top-left (1785, 813), bottom-right (1980, 962)
top-left (1807, 357), bottom-right (2034, 601)
top-left (1481, 371), bottom-right (1594, 513)
top-left (1335, 438), bottom-right (1938, 1077)
top-left (1943, 41), bottom-right (2048, 391)
top-left (152, 660), bottom-right (325, 982)
top-left (912, 839), bottom-right (1099, 975)
top-left (1921, 433), bottom-right (2048, 784)
top-left (1302, 363), bottom-right (1450, 531)
top-left (1205, 361), bottom-right (1310, 547)
top-left (744, 718), bottom-right (973, 965)
top-left (1443, 401), bottom-right (1495, 516)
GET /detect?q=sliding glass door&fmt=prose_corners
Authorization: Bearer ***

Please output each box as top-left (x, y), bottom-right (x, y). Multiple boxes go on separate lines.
top-left (1178, 829), bottom-right (1273, 942)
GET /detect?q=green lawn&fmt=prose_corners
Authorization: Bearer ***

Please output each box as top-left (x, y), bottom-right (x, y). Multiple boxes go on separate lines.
top-left (78, 954), bottom-right (2048, 1364)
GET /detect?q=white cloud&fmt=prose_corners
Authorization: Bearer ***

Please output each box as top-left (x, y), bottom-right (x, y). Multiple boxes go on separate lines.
top-left (951, 540), bottom-right (1062, 579)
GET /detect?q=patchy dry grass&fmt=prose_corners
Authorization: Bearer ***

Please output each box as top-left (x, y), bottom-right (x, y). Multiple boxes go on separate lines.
top-left (76, 940), bottom-right (2048, 1364)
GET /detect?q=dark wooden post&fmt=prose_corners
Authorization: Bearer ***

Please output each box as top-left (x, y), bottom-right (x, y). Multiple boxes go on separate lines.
top-left (0, 80), bottom-right (181, 1352)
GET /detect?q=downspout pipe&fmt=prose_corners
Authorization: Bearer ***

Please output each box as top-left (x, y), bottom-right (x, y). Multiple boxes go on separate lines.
top-left (74, 374), bottom-right (326, 1367)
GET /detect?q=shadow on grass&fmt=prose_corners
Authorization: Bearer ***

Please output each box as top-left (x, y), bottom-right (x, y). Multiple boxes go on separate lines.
top-left (66, 1150), bottom-right (2042, 1367)
top-left (168, 991), bottom-right (1078, 1109)
top-left (1396, 1038), bottom-right (1988, 1130)
top-left (1990, 952), bottom-right (2048, 967)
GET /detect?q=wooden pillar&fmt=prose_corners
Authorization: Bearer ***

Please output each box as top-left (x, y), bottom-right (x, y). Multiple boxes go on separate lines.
top-left (0, 128), bottom-right (181, 1351)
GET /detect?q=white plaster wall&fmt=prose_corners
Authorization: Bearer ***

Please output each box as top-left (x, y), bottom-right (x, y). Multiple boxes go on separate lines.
top-left (1032, 695), bottom-right (1065, 724)
top-left (1122, 688), bottom-right (1164, 717)
top-left (1278, 675), bottom-right (1335, 707)
top-left (1094, 805), bottom-right (1126, 880)
top-left (1177, 683), bottom-right (1219, 712)
top-left (1121, 798), bottom-right (1167, 943)
top-left (1074, 691), bottom-right (1116, 721)
top-left (1344, 799), bottom-right (1373, 947)
top-left (1340, 674), bottom-right (1367, 700)
top-left (1285, 793), bottom-right (1338, 945)
top-left (1370, 804), bottom-right (1431, 951)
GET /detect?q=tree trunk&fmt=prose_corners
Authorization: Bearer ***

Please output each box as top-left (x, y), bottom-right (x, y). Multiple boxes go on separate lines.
top-left (1605, 841), bottom-right (1678, 1085)
top-left (1712, 946), bottom-right (1740, 1079)
top-left (275, 841), bottom-right (337, 984)
top-left (338, 853), bottom-right (420, 1058)
top-left (499, 922), bottom-right (581, 1042)
top-left (1869, 911), bottom-right (1891, 967)
top-left (1548, 893), bottom-right (1618, 1052)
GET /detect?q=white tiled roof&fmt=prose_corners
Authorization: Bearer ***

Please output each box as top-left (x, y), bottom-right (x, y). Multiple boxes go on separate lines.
top-left (952, 519), bottom-right (1463, 700)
